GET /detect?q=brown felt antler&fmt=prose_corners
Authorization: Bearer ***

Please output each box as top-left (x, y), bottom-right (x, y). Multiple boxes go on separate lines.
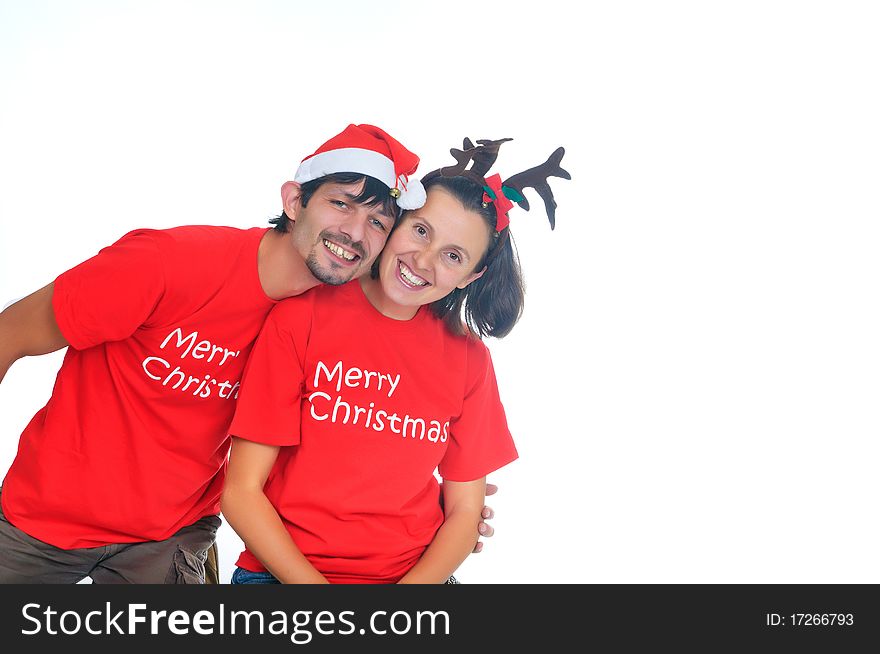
top-left (440, 137), bottom-right (513, 178)
top-left (428, 137), bottom-right (570, 230)
top-left (502, 147), bottom-right (570, 230)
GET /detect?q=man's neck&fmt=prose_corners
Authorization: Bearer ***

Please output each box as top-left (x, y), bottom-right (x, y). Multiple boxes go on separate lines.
top-left (257, 229), bottom-right (321, 300)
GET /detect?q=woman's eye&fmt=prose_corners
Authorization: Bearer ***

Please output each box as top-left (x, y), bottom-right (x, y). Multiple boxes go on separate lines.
top-left (331, 200), bottom-right (347, 208)
top-left (414, 225), bottom-right (427, 237)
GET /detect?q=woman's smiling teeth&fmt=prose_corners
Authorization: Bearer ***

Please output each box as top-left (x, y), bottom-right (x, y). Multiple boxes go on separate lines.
top-left (398, 260), bottom-right (429, 287)
top-left (323, 239), bottom-right (358, 262)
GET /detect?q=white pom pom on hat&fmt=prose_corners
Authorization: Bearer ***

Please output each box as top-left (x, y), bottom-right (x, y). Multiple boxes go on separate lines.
top-left (294, 124), bottom-right (426, 210)
top-left (393, 174), bottom-right (427, 209)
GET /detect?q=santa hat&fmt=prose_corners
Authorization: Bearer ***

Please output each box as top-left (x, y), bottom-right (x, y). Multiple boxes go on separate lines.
top-left (294, 124), bottom-right (426, 210)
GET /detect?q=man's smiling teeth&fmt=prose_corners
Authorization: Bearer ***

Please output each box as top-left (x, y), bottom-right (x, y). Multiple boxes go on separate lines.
top-left (399, 261), bottom-right (428, 287)
top-left (323, 239), bottom-right (357, 261)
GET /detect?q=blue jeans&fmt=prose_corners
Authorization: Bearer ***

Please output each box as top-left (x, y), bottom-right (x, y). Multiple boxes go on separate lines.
top-left (230, 566), bottom-right (461, 584)
top-left (231, 567), bottom-right (281, 584)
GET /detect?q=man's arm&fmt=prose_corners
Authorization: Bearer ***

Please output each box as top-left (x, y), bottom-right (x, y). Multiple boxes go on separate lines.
top-left (0, 284), bottom-right (68, 383)
top-left (473, 482), bottom-right (497, 552)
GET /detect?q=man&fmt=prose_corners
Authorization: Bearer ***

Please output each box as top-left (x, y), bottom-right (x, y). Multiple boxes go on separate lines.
top-left (0, 124), bottom-right (494, 583)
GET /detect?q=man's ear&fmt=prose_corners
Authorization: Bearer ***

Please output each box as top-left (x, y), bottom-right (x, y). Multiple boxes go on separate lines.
top-left (457, 265), bottom-right (487, 290)
top-left (280, 181), bottom-right (303, 219)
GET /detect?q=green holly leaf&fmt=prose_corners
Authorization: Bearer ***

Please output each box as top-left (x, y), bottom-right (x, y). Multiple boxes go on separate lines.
top-left (502, 186), bottom-right (525, 203)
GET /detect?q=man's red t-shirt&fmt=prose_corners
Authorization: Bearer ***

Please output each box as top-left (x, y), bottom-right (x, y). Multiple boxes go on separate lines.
top-left (1, 226), bottom-right (276, 548)
top-left (231, 281), bottom-right (518, 583)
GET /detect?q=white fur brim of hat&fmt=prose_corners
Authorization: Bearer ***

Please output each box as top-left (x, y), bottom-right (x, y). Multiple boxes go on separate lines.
top-left (294, 147), bottom-right (426, 210)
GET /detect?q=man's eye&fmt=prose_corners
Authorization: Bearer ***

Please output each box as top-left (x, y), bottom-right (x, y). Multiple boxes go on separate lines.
top-left (370, 218), bottom-right (387, 231)
top-left (447, 252), bottom-right (461, 263)
top-left (331, 200), bottom-right (347, 208)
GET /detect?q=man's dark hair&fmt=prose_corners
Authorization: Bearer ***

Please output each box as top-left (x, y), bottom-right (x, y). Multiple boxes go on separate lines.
top-left (268, 173), bottom-right (399, 232)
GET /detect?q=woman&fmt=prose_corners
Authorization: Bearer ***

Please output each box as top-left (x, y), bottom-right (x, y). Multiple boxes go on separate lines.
top-left (221, 141), bottom-right (568, 583)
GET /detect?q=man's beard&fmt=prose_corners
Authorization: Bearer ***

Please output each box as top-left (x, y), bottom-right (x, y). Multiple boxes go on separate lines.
top-left (305, 231), bottom-right (367, 286)
top-left (305, 251), bottom-right (356, 286)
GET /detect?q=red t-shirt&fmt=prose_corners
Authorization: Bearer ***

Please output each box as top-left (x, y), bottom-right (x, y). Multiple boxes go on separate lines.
top-left (231, 281), bottom-right (518, 583)
top-left (1, 226), bottom-right (276, 549)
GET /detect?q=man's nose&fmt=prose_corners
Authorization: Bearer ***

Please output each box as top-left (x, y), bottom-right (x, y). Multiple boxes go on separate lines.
top-left (338, 210), bottom-right (368, 244)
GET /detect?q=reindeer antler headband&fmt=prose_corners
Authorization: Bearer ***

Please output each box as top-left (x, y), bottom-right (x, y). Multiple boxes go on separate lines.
top-left (424, 137), bottom-right (571, 231)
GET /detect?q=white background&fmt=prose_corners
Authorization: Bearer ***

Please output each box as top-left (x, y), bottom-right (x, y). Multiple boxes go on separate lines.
top-left (1, 1), bottom-right (878, 583)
